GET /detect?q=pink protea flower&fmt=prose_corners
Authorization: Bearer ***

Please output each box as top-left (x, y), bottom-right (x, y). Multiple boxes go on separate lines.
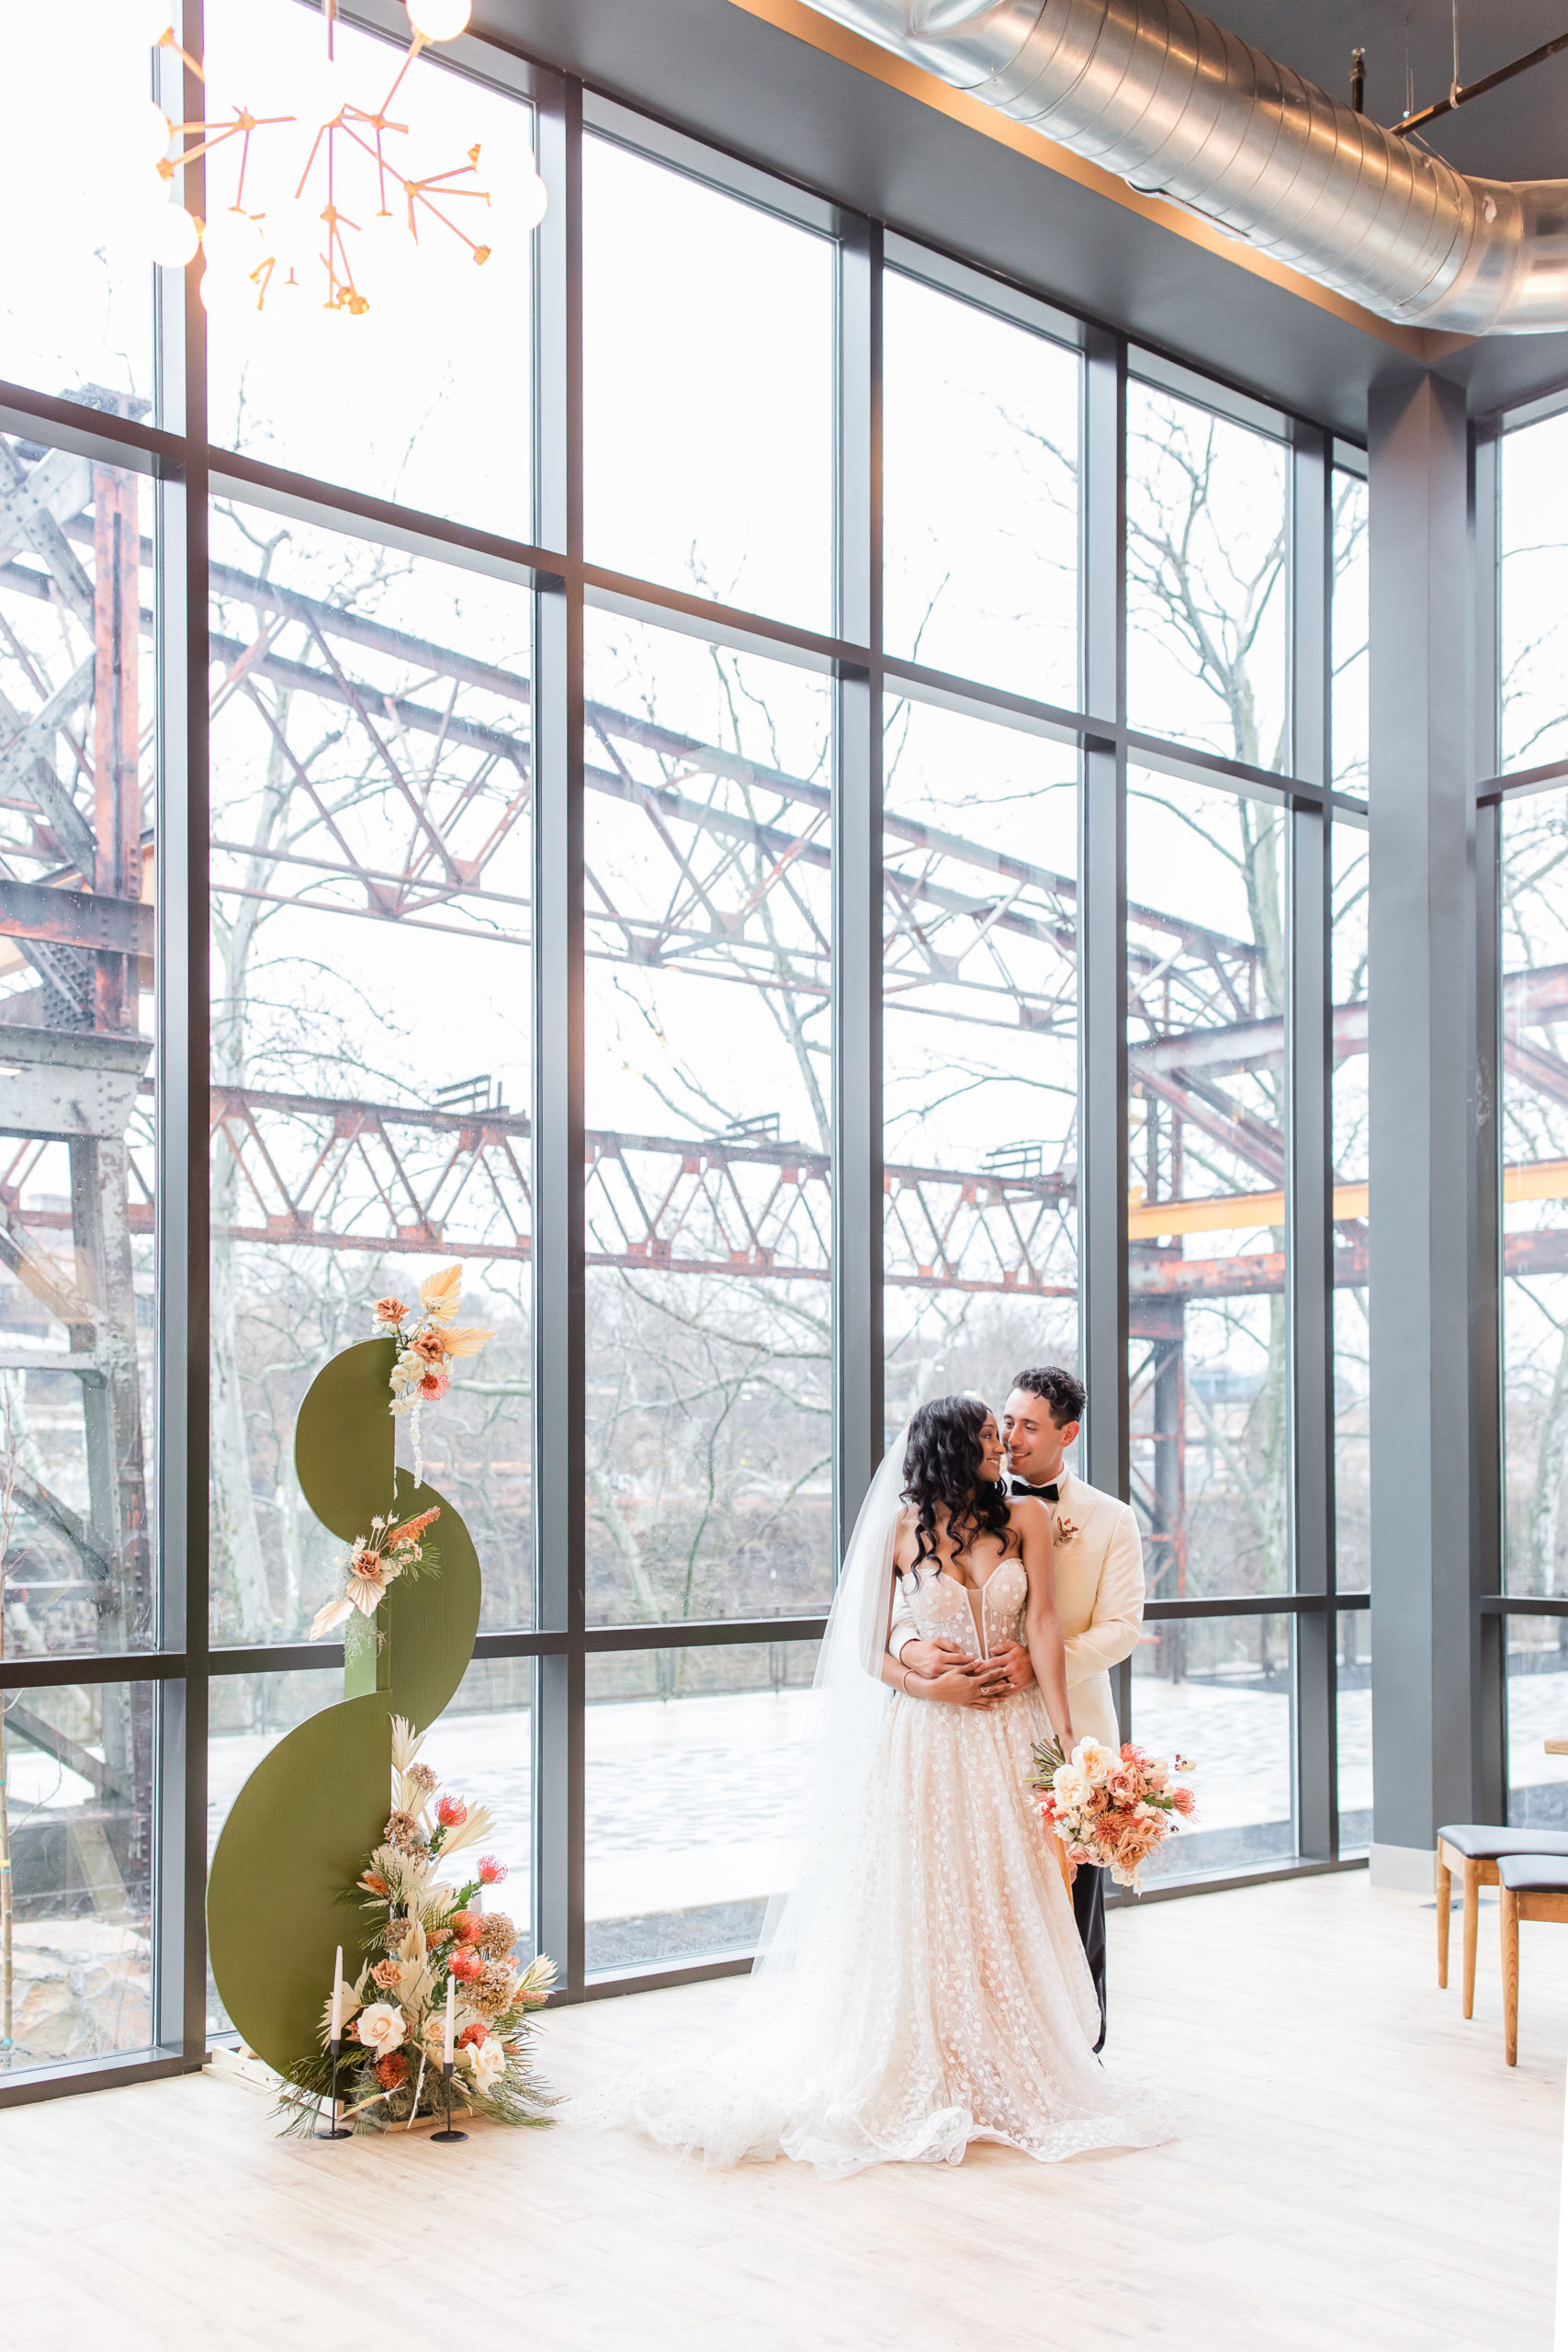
top-left (458, 2019), bottom-right (487, 2048)
top-left (437, 1796), bottom-right (468, 1829)
top-left (417, 1371), bottom-right (449, 1401)
top-left (1172, 1785), bottom-right (1197, 1816)
top-left (449, 1908), bottom-right (484, 1944)
top-left (450, 1950), bottom-right (482, 1982)
top-left (478, 1856), bottom-right (507, 1885)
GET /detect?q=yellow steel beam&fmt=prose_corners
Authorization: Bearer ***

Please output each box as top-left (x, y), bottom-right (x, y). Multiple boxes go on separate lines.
top-left (1126, 1162), bottom-right (1568, 1240)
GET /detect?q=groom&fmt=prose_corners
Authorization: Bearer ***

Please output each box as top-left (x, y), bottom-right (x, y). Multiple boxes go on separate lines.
top-left (887, 1364), bottom-right (1145, 2052)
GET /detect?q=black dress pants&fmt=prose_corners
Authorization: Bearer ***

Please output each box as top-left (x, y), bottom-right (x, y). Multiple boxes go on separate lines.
top-left (1072, 1862), bottom-right (1107, 2052)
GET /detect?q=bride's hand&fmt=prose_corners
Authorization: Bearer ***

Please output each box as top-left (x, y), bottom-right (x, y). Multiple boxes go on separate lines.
top-left (929, 1663), bottom-right (1010, 1708)
top-left (897, 1635), bottom-right (975, 1682)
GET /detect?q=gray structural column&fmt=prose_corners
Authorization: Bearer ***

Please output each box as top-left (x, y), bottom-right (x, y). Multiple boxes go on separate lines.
top-left (1368, 371), bottom-right (1490, 1885)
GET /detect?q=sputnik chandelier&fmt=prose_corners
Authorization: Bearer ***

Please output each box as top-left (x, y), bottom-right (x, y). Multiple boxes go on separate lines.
top-left (137, 0), bottom-right (546, 315)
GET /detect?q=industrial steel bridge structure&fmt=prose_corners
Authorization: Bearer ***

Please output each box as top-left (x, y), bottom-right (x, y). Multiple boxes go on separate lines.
top-left (3, 427), bottom-right (1567, 1640)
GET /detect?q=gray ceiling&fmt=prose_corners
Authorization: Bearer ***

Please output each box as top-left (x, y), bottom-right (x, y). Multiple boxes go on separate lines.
top-left (1223, 1), bottom-right (1568, 182)
top-left (478, 0), bottom-right (1568, 431)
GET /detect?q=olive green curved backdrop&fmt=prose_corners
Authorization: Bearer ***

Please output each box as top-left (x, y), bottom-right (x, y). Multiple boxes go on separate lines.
top-left (207, 1335), bottom-right (481, 2075)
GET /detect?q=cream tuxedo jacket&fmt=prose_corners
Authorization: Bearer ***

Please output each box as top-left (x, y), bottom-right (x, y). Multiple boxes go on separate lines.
top-left (886, 1469), bottom-right (1145, 1749)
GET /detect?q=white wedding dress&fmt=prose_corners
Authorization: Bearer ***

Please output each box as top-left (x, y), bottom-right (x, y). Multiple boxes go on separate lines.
top-left (570, 1440), bottom-right (1176, 2177)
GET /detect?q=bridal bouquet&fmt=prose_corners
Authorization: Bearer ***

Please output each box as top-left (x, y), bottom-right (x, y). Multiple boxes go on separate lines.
top-left (1030, 1735), bottom-right (1196, 1893)
top-left (277, 1716), bottom-right (555, 2135)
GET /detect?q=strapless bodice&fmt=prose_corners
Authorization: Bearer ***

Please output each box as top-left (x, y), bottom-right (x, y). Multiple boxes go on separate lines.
top-left (902, 1559), bottom-right (1027, 1657)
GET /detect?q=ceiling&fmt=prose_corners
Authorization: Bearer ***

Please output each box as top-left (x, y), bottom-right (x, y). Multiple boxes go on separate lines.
top-left (1222, 1), bottom-right (1568, 183)
top-left (474, 0), bottom-right (1568, 431)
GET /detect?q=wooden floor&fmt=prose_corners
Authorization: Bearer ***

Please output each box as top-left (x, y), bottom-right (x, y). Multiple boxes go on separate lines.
top-left (0, 1871), bottom-right (1560, 2349)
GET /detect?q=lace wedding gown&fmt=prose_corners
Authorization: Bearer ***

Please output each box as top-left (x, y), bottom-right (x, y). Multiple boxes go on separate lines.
top-left (573, 1555), bottom-right (1176, 2177)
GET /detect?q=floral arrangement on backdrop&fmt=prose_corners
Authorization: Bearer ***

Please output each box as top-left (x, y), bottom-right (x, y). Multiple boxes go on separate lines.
top-left (1029, 1735), bottom-right (1197, 1893)
top-left (278, 1716), bottom-right (554, 2135)
top-left (309, 1505), bottom-right (442, 1641)
top-left (376, 1264), bottom-right (494, 1487)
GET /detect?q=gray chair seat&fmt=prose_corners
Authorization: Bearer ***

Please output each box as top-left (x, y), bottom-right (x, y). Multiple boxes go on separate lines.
top-left (1438, 1824), bottom-right (1568, 1861)
top-left (1499, 1854), bottom-right (1568, 1895)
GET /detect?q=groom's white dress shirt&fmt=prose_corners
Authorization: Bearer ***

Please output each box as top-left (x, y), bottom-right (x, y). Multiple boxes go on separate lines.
top-left (886, 1469), bottom-right (1145, 1749)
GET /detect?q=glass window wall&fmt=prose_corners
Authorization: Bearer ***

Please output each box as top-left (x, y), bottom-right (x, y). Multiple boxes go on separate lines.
top-left (882, 698), bottom-right (1079, 1420)
top-left (0, 28), bottom-right (1359, 2100)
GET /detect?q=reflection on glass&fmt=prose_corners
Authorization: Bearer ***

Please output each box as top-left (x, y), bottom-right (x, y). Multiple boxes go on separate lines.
top-left (3, 1679), bottom-right (155, 2071)
top-left (1126, 773), bottom-right (1289, 1601)
top-left (1501, 791), bottom-right (1568, 1600)
top-left (0, 442), bottom-right (156, 1659)
top-left (582, 612), bottom-right (833, 1626)
top-left (1332, 823), bottom-right (1370, 1588)
top-left (1337, 1609), bottom-right (1371, 1851)
top-left (0, 2), bottom-right (154, 417)
top-left (883, 273), bottom-right (1079, 702)
top-left (1133, 1614), bottom-right (1293, 1880)
top-left (1331, 471), bottom-right (1370, 796)
top-left (1502, 411), bottom-right (1568, 773)
top-left (1126, 382), bottom-right (1288, 770)
top-left (207, 1660), bottom-right (533, 2033)
top-left (583, 137), bottom-right (834, 628)
top-left (205, 0), bottom-right (535, 537)
top-left (208, 509), bottom-right (533, 1645)
top-left (585, 1640), bottom-right (818, 1973)
top-left (1506, 1618), bottom-right (1568, 1830)
top-left (882, 698), bottom-right (1079, 1419)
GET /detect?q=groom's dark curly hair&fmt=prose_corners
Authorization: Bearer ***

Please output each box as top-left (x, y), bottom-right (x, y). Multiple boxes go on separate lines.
top-left (900, 1395), bottom-right (1011, 1574)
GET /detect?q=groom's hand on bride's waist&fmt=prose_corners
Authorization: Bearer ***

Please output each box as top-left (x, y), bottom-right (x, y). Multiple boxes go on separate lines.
top-left (897, 1637), bottom-right (1035, 1698)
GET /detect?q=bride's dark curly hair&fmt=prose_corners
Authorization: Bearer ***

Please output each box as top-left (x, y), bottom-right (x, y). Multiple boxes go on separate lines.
top-left (901, 1395), bottom-right (1010, 1573)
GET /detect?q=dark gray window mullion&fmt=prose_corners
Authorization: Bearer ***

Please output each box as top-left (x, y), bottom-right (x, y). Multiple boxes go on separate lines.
top-left (153, 2), bottom-right (209, 2066)
top-left (1472, 423), bottom-right (1506, 1823)
top-left (1290, 422), bottom-right (1336, 1863)
top-left (532, 74), bottom-right (586, 2000)
top-left (1080, 328), bottom-right (1130, 1739)
top-left (833, 216), bottom-right (883, 1555)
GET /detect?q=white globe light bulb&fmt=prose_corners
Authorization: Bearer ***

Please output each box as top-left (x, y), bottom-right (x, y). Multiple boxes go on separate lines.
top-left (407, 0), bottom-right (471, 40)
top-left (147, 203), bottom-right (200, 268)
top-left (142, 101), bottom-right (174, 166)
top-left (516, 163), bottom-right (547, 231)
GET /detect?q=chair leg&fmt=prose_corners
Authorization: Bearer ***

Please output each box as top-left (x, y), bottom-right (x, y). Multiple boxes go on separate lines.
top-left (1502, 1889), bottom-right (1520, 2066)
top-left (1437, 1849), bottom-right (1451, 1988)
top-left (1462, 1862), bottom-right (1481, 2019)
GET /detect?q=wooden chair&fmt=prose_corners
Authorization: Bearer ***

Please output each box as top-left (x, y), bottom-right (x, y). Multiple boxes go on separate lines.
top-left (1436, 1826), bottom-right (1568, 2018)
top-left (1498, 1854), bottom-right (1568, 2065)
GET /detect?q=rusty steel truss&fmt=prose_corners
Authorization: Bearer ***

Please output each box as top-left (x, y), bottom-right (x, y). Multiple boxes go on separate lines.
top-left (4, 427), bottom-right (1568, 1641)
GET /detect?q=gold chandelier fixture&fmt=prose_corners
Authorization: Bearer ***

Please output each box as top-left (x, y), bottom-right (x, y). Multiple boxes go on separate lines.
top-left (137, 0), bottom-right (546, 315)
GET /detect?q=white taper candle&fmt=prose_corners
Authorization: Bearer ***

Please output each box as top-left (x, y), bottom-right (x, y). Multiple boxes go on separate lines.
top-left (331, 1945), bottom-right (344, 2042)
top-left (444, 1972), bottom-right (455, 2066)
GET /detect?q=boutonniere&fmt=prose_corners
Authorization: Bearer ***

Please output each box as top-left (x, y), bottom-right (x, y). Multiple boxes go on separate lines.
top-left (1053, 1514), bottom-right (1080, 1547)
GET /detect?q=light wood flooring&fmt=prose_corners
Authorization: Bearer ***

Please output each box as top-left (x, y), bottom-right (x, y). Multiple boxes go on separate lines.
top-left (0, 1871), bottom-right (1559, 2349)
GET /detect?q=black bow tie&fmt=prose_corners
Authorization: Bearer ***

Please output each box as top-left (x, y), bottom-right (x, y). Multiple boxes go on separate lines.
top-left (1012, 1479), bottom-right (1060, 1501)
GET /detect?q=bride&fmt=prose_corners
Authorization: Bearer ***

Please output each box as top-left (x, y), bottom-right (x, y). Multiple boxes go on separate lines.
top-left (575, 1395), bottom-right (1176, 2175)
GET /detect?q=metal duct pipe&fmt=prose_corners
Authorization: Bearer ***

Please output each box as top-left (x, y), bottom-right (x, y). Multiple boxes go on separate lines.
top-left (814, 0), bottom-right (1568, 334)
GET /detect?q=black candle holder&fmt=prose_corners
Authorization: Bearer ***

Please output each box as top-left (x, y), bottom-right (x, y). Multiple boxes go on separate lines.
top-left (431, 2057), bottom-right (468, 2143)
top-left (315, 2034), bottom-right (352, 2140)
